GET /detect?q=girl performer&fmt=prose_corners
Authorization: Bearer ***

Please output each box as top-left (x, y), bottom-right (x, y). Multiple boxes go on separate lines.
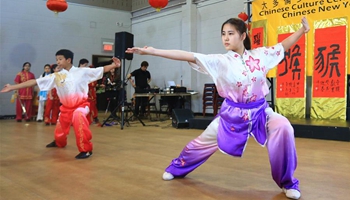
top-left (125, 17), bottom-right (310, 200)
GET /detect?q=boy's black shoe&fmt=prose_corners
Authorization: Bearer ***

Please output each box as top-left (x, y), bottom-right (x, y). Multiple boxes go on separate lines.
top-left (93, 117), bottom-right (99, 122)
top-left (46, 140), bottom-right (57, 148)
top-left (75, 151), bottom-right (93, 159)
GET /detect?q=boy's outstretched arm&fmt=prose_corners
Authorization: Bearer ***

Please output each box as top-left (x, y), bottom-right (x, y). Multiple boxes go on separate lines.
top-left (103, 57), bottom-right (121, 73)
top-left (281, 16), bottom-right (310, 51)
top-left (1, 79), bottom-right (37, 93)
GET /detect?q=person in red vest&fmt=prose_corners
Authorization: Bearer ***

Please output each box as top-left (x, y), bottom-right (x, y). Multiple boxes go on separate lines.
top-left (78, 59), bottom-right (100, 125)
top-left (14, 62), bottom-right (36, 122)
top-left (88, 73), bottom-right (100, 125)
top-left (44, 64), bottom-right (61, 125)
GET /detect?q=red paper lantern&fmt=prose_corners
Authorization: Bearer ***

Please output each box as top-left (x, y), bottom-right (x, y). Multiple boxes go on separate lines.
top-left (149, 0), bottom-right (168, 12)
top-left (238, 12), bottom-right (248, 22)
top-left (47, 0), bottom-right (68, 15)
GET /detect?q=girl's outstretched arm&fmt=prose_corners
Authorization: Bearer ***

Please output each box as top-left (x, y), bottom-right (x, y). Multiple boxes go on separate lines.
top-left (126, 46), bottom-right (196, 63)
top-left (281, 16), bottom-right (310, 51)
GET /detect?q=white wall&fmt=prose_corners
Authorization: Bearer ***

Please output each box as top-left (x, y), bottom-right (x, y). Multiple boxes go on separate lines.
top-left (131, 10), bottom-right (183, 88)
top-left (0, 0), bottom-right (131, 115)
top-left (0, 0), bottom-right (251, 115)
top-left (130, 0), bottom-right (244, 113)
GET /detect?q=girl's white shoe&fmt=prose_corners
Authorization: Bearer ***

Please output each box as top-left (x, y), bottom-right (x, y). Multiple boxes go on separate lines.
top-left (283, 188), bottom-right (301, 199)
top-left (162, 172), bottom-right (174, 180)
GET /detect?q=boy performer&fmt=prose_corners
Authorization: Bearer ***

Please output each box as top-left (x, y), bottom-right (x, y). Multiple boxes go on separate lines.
top-left (1, 49), bottom-right (120, 159)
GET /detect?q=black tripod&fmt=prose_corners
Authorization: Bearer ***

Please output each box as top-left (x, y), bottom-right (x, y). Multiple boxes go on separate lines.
top-left (101, 89), bottom-right (126, 127)
top-left (101, 58), bottom-right (145, 129)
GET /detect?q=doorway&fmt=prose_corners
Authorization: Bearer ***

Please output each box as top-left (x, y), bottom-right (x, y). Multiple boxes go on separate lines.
top-left (92, 55), bottom-right (121, 111)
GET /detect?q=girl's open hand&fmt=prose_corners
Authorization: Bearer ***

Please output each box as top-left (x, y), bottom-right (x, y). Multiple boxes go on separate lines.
top-left (301, 17), bottom-right (310, 33)
top-left (125, 46), bottom-right (154, 55)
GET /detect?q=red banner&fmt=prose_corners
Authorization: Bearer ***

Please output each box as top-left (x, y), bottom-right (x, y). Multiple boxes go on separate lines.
top-left (312, 26), bottom-right (346, 98)
top-left (276, 33), bottom-right (306, 98)
top-left (251, 27), bottom-right (264, 49)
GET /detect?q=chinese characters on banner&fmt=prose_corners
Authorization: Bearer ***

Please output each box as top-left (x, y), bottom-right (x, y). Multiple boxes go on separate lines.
top-left (251, 27), bottom-right (264, 49)
top-left (276, 33), bottom-right (306, 98)
top-left (313, 26), bottom-right (346, 98)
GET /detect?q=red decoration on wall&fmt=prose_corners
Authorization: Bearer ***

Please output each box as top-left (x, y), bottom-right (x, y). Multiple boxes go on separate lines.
top-left (276, 33), bottom-right (306, 98)
top-left (238, 12), bottom-right (248, 22)
top-left (251, 27), bottom-right (264, 49)
top-left (312, 26), bottom-right (346, 98)
top-left (47, 0), bottom-right (68, 15)
top-left (149, 0), bottom-right (168, 12)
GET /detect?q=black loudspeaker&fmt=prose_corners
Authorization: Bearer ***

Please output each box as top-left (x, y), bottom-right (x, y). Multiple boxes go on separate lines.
top-left (115, 32), bottom-right (134, 60)
top-left (172, 109), bottom-right (194, 128)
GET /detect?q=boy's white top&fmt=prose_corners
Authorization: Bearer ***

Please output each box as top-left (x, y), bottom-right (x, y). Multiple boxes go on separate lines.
top-left (189, 43), bottom-right (285, 103)
top-left (36, 66), bottom-right (104, 108)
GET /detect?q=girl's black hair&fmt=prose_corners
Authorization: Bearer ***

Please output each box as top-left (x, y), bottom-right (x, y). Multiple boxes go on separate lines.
top-left (22, 62), bottom-right (31, 71)
top-left (221, 18), bottom-right (251, 50)
top-left (79, 58), bottom-right (89, 67)
top-left (51, 64), bottom-right (58, 71)
top-left (42, 64), bottom-right (52, 77)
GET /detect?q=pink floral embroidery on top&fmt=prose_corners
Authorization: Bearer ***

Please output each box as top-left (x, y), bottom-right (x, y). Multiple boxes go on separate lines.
top-left (243, 88), bottom-right (248, 96)
top-left (251, 77), bottom-right (257, 82)
top-left (249, 94), bottom-right (257, 102)
top-left (242, 113), bottom-right (249, 121)
top-left (236, 82), bottom-right (242, 87)
top-left (261, 66), bottom-right (266, 73)
top-left (242, 70), bottom-right (248, 76)
top-left (234, 54), bottom-right (239, 58)
top-left (245, 56), bottom-right (260, 73)
top-left (276, 50), bottom-right (281, 56)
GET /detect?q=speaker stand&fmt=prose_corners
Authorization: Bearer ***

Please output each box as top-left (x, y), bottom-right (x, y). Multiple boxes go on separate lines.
top-left (101, 93), bottom-right (129, 128)
top-left (101, 58), bottom-right (145, 129)
top-left (120, 59), bottom-right (126, 129)
top-left (120, 58), bottom-right (146, 130)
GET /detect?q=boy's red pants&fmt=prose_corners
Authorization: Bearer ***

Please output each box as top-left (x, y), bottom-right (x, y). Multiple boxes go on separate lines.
top-left (54, 101), bottom-right (93, 153)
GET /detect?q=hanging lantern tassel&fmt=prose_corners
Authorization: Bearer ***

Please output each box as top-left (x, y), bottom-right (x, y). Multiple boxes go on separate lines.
top-left (238, 12), bottom-right (249, 22)
top-left (148, 0), bottom-right (168, 12)
top-left (245, 22), bottom-right (252, 34)
top-left (47, 0), bottom-right (68, 16)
